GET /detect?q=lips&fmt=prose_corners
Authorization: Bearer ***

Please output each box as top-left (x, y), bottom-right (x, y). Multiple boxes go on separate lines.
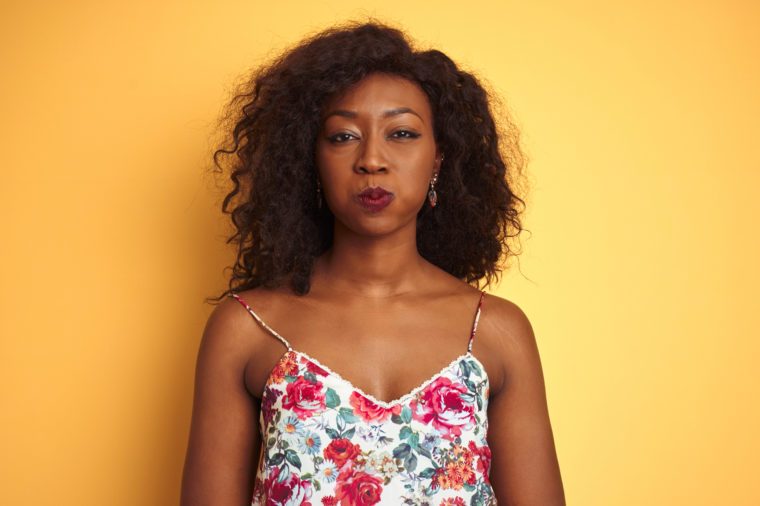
top-left (357, 186), bottom-right (394, 212)
top-left (359, 187), bottom-right (392, 199)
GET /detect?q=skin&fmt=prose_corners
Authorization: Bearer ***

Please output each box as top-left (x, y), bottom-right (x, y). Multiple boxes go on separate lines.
top-left (181, 72), bottom-right (565, 505)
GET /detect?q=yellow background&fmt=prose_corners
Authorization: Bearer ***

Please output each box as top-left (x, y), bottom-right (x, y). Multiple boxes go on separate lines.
top-left (1, 1), bottom-right (758, 504)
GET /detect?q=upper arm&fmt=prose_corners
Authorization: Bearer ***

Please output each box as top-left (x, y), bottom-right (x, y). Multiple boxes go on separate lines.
top-left (485, 297), bottom-right (565, 505)
top-left (181, 298), bottom-right (262, 506)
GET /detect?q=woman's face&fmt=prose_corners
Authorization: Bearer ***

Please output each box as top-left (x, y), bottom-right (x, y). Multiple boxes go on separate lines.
top-left (315, 72), bottom-right (442, 235)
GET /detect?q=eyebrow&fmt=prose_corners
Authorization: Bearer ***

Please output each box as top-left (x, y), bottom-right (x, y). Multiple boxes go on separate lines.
top-left (323, 107), bottom-right (425, 124)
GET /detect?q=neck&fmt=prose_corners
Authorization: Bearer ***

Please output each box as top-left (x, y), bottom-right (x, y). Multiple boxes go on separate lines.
top-left (312, 219), bottom-right (428, 299)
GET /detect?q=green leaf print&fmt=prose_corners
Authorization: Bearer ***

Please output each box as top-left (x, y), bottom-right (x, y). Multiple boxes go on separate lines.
top-left (338, 407), bottom-right (360, 423)
top-left (392, 442), bottom-right (411, 459)
top-left (401, 405), bottom-right (412, 423)
top-left (408, 432), bottom-right (420, 449)
top-left (459, 359), bottom-right (471, 378)
top-left (460, 392), bottom-right (476, 403)
top-left (418, 467), bottom-right (436, 478)
top-left (470, 486), bottom-right (492, 506)
top-left (325, 427), bottom-right (341, 439)
top-left (403, 452), bottom-right (418, 472)
top-left (325, 387), bottom-right (340, 408)
top-left (399, 426), bottom-right (420, 449)
top-left (269, 452), bottom-right (285, 465)
top-left (416, 444), bottom-right (432, 459)
top-left (469, 359), bottom-right (483, 377)
top-left (284, 448), bottom-right (301, 469)
top-left (391, 413), bottom-right (403, 424)
top-left (478, 484), bottom-right (493, 504)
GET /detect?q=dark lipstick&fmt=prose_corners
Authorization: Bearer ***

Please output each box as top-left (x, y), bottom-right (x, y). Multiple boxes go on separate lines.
top-left (357, 186), bottom-right (394, 212)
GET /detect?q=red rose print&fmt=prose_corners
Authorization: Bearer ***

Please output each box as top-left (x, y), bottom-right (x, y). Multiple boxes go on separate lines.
top-left (409, 376), bottom-right (475, 440)
top-left (323, 438), bottom-right (361, 469)
top-left (262, 465), bottom-right (312, 505)
top-left (468, 440), bottom-right (493, 483)
top-left (305, 358), bottom-right (330, 376)
top-left (321, 497), bottom-right (339, 506)
top-left (335, 466), bottom-right (384, 505)
top-left (283, 376), bottom-right (326, 420)
top-left (349, 392), bottom-right (402, 423)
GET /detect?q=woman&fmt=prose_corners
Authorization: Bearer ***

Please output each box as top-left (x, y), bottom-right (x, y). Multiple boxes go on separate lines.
top-left (181, 19), bottom-right (565, 505)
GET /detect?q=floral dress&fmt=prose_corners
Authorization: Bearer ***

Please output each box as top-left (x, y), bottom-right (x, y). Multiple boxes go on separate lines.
top-left (230, 290), bottom-right (497, 505)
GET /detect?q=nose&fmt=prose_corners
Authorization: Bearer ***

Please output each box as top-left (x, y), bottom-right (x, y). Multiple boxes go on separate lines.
top-left (354, 131), bottom-right (388, 174)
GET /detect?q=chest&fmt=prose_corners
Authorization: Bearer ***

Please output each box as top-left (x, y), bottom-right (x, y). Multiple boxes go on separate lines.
top-left (232, 290), bottom-right (501, 409)
top-left (258, 348), bottom-right (491, 444)
top-left (250, 349), bottom-right (496, 504)
top-left (244, 319), bottom-right (497, 407)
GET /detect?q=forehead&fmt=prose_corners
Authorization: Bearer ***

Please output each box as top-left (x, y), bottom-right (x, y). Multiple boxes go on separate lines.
top-left (321, 72), bottom-right (432, 119)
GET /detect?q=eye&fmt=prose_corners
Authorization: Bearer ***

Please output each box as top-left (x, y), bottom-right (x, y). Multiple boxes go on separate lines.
top-left (391, 130), bottom-right (420, 139)
top-left (327, 132), bottom-right (356, 144)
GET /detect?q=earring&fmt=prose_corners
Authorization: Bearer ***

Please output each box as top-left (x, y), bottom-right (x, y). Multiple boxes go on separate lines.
top-left (316, 178), bottom-right (323, 209)
top-left (428, 172), bottom-right (438, 208)
top-left (428, 154), bottom-right (443, 208)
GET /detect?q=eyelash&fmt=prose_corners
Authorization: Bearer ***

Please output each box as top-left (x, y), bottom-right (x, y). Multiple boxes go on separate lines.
top-left (328, 130), bottom-right (420, 143)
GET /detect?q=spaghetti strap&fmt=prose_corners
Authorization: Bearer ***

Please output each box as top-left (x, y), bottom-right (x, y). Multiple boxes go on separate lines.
top-left (228, 293), bottom-right (293, 351)
top-left (467, 290), bottom-right (487, 353)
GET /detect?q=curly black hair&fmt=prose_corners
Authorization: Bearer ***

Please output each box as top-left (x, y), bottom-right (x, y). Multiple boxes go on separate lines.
top-left (206, 18), bottom-right (529, 303)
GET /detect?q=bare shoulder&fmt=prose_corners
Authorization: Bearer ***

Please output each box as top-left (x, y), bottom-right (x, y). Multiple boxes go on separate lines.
top-left (181, 289), bottom-right (280, 504)
top-left (200, 287), bottom-right (287, 370)
top-left (480, 291), bottom-right (536, 347)
top-left (478, 292), bottom-right (566, 503)
top-left (478, 291), bottom-right (540, 396)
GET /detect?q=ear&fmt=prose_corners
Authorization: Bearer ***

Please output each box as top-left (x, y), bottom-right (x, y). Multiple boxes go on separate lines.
top-left (434, 148), bottom-right (444, 174)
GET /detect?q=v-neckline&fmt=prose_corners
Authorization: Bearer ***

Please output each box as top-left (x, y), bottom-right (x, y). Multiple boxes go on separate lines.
top-left (231, 290), bottom-right (489, 408)
top-left (265, 347), bottom-right (489, 409)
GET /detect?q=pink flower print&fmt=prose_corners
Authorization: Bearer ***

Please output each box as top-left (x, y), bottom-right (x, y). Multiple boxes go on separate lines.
top-left (282, 376), bottom-right (326, 420)
top-left (261, 465), bottom-right (313, 505)
top-left (409, 376), bottom-right (475, 441)
top-left (349, 391), bottom-right (402, 423)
